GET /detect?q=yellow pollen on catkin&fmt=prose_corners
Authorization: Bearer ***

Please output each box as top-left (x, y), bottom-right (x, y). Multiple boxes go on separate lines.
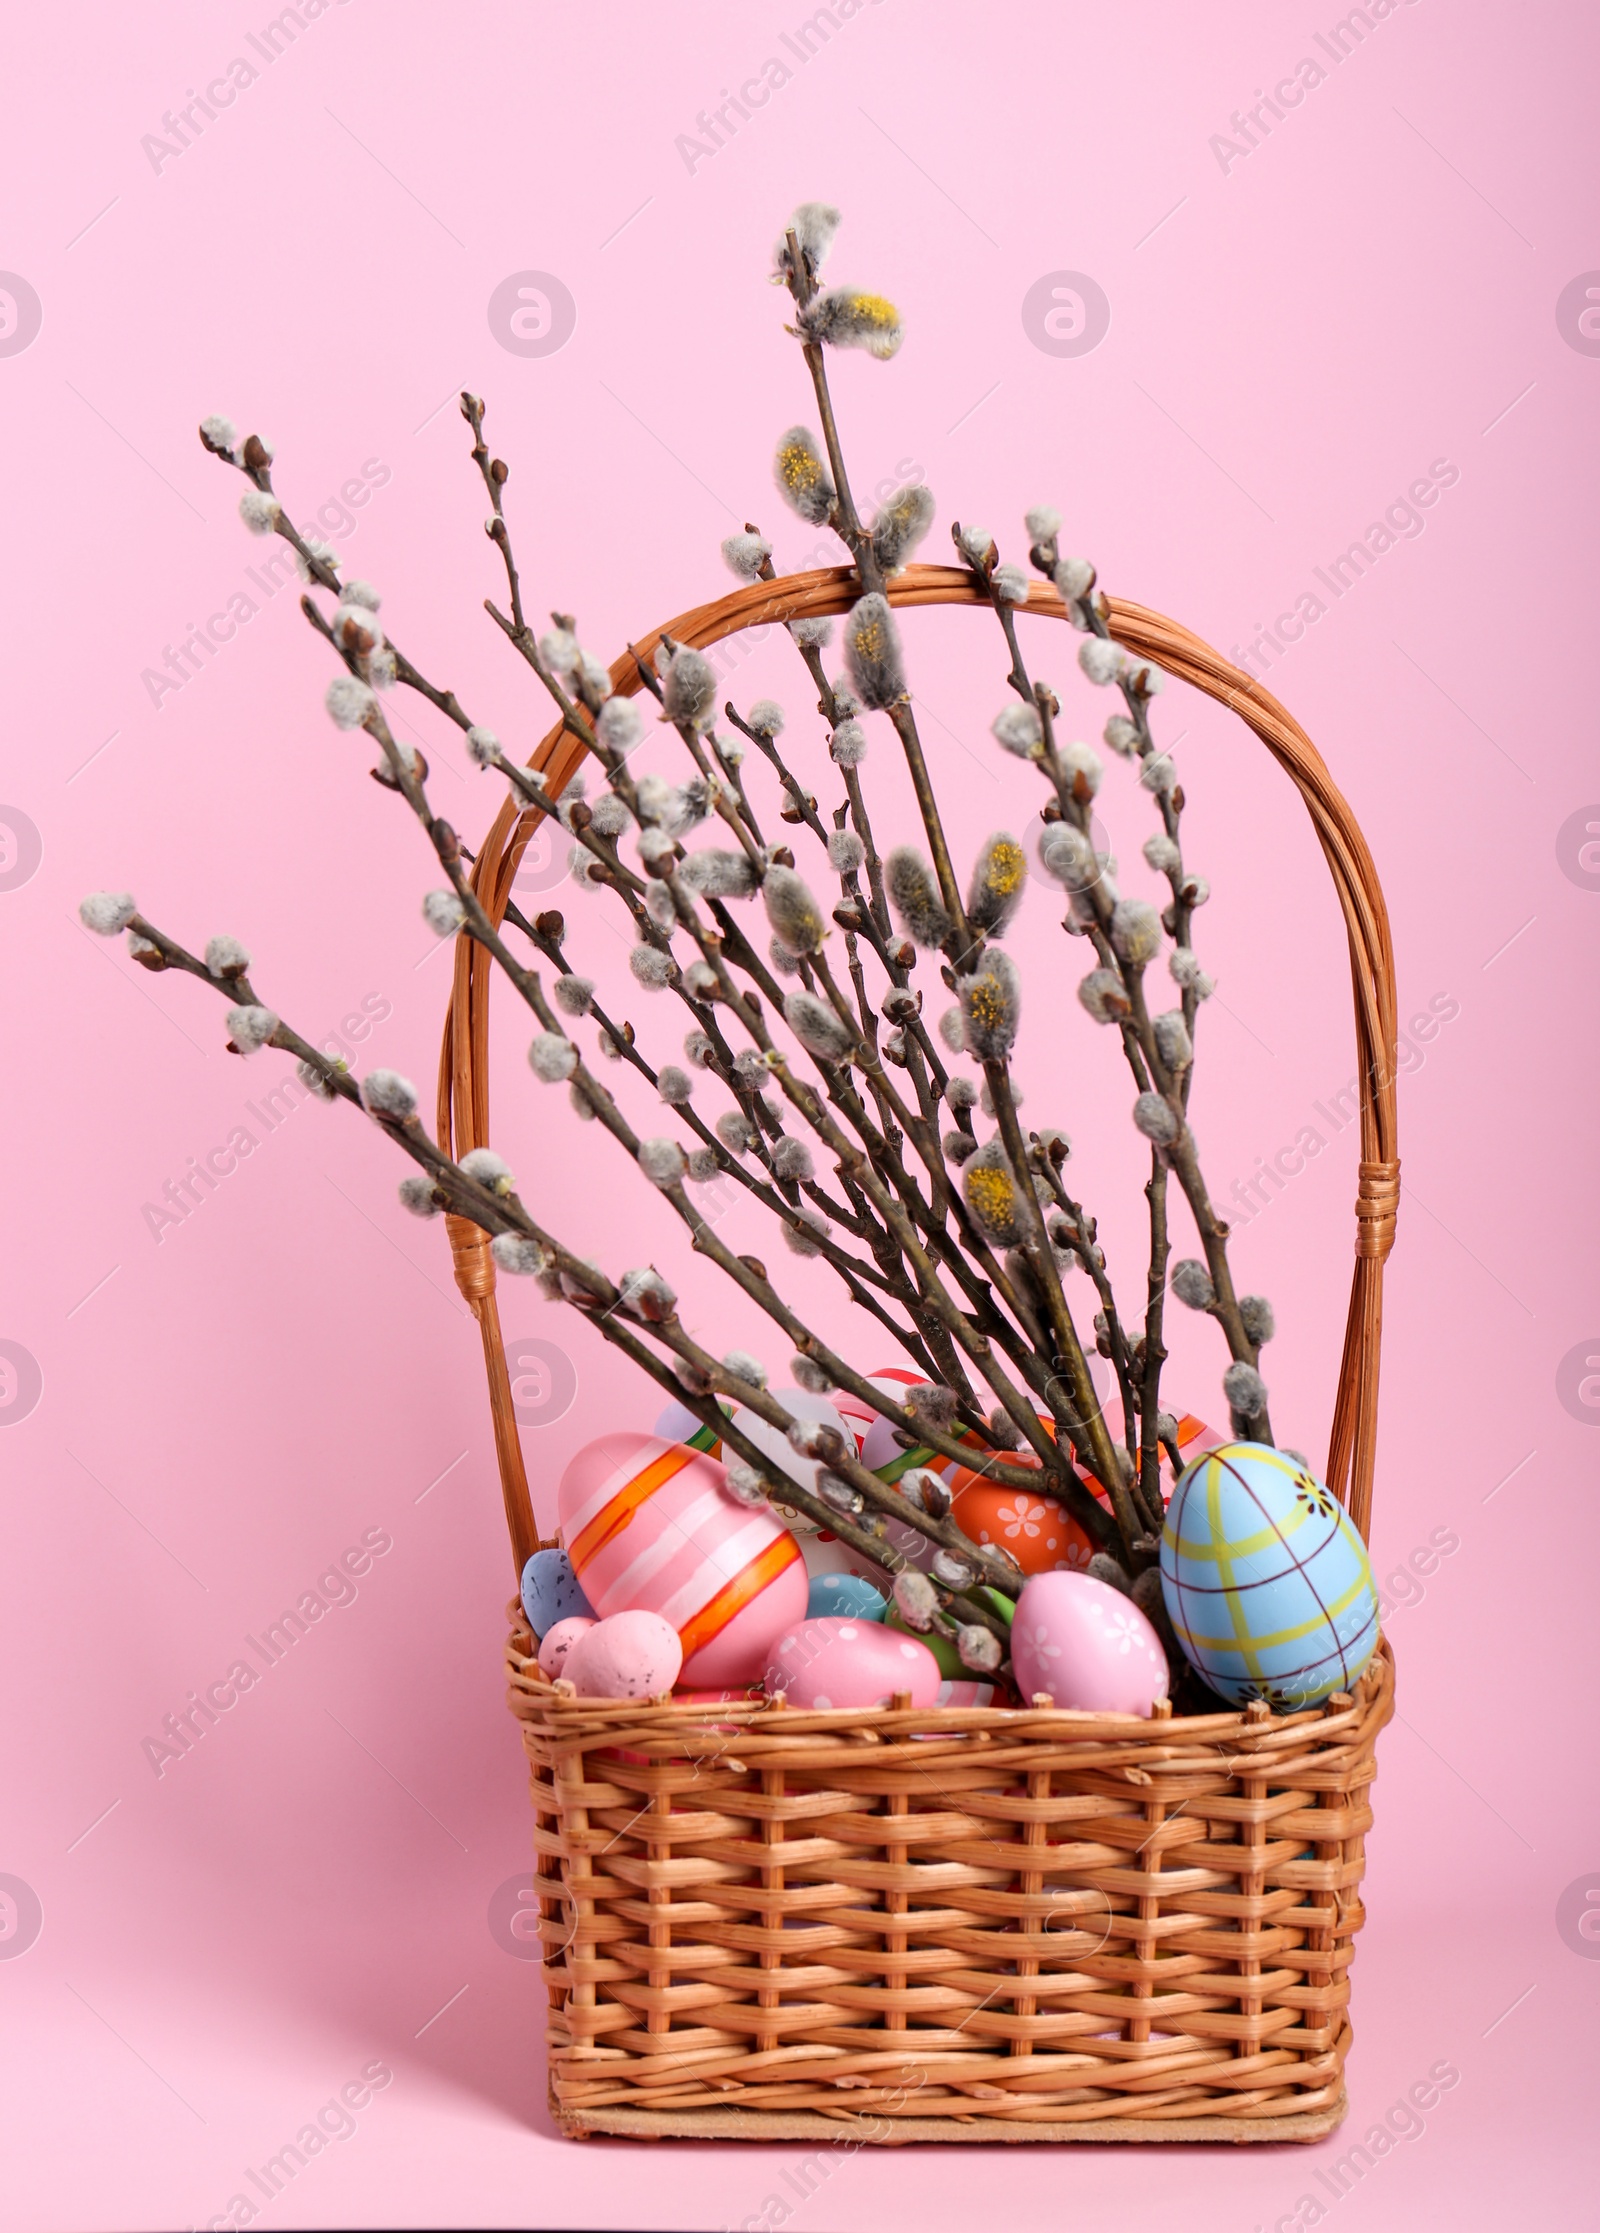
top-left (985, 842), bottom-right (1025, 896)
top-left (965, 1166), bottom-right (1015, 1229)
top-left (779, 443), bottom-right (822, 498)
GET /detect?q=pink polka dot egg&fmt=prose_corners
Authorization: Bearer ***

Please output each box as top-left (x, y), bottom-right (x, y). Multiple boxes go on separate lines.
top-left (765, 1615), bottom-right (942, 1710)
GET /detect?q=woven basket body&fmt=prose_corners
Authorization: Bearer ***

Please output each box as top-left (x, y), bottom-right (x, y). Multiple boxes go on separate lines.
top-left (442, 566), bottom-right (1401, 2143)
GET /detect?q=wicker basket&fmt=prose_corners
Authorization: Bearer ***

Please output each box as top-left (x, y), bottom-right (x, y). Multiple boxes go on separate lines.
top-left (439, 564), bottom-right (1401, 2144)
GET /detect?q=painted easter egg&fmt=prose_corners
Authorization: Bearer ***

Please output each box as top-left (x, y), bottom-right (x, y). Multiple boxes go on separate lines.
top-left (565, 1609), bottom-right (683, 1700)
top-left (559, 1432), bottom-right (807, 1687)
top-left (947, 1460), bottom-right (1096, 1577)
top-left (765, 1617), bottom-right (942, 1710)
top-left (806, 1571), bottom-right (887, 1622)
top-left (654, 1398), bottom-right (727, 1457)
top-left (730, 1389), bottom-right (851, 1533)
top-left (937, 1680), bottom-right (998, 1707)
top-left (1010, 1572), bottom-right (1170, 1717)
top-left (1160, 1444), bottom-right (1379, 1710)
top-left (537, 1616), bottom-right (595, 1680)
top-left (830, 1384), bottom-right (880, 1454)
top-left (520, 1546), bottom-right (595, 1637)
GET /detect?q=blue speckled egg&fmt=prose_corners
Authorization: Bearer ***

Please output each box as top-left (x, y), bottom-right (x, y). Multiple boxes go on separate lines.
top-left (806, 1571), bottom-right (888, 1622)
top-left (1160, 1443), bottom-right (1379, 1710)
top-left (521, 1546), bottom-right (594, 1637)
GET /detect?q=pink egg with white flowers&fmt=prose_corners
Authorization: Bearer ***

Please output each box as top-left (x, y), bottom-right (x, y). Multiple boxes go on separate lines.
top-left (1010, 1572), bottom-right (1170, 1717)
top-left (538, 1616), bottom-right (595, 1680)
top-left (765, 1616), bottom-right (942, 1710)
top-left (559, 1432), bottom-right (807, 1687)
top-left (564, 1610), bottom-right (683, 1699)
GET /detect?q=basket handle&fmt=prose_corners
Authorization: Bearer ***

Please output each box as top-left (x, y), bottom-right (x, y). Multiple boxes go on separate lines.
top-left (438, 564), bottom-right (1398, 1575)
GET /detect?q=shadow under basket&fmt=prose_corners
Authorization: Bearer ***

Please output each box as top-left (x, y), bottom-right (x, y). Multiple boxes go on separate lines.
top-left (440, 566), bottom-right (1405, 2145)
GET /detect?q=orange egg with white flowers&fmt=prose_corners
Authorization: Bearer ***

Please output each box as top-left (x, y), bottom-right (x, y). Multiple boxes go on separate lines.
top-left (947, 1461), bottom-right (1096, 1576)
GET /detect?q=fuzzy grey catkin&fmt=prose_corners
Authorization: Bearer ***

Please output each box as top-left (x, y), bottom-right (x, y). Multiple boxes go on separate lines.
top-left (629, 944), bottom-right (674, 990)
top-left (959, 949), bottom-right (1021, 1062)
top-left (784, 989), bottom-right (853, 1063)
top-left (942, 1128), bottom-right (978, 1163)
top-left (958, 1625), bottom-right (1003, 1675)
top-left (1152, 1010), bottom-right (1193, 1072)
top-left (553, 974), bottom-right (594, 1017)
top-left (397, 1176), bottom-right (440, 1219)
top-left (1240, 1294), bottom-right (1277, 1346)
top-left (225, 1003), bottom-right (277, 1054)
top-left (491, 1233), bottom-right (550, 1277)
top-left (686, 1146), bottom-right (721, 1183)
top-left (459, 1147), bottom-right (515, 1196)
top-left (871, 482), bottom-right (935, 574)
top-left (715, 1110), bottom-right (756, 1154)
top-left (657, 1064), bottom-right (693, 1106)
top-left (842, 594), bottom-right (906, 709)
top-left (637, 1138), bottom-right (686, 1188)
top-left (991, 703), bottom-right (1043, 758)
top-left (773, 425), bottom-right (835, 524)
top-left (827, 827), bottom-right (865, 875)
top-left (680, 848), bottom-right (758, 899)
top-left (782, 1205), bottom-right (830, 1256)
top-left (1110, 897), bottom-right (1163, 968)
top-left (771, 1135), bottom-right (814, 1182)
top-left (1038, 822), bottom-right (1097, 891)
top-left (1143, 832), bottom-right (1181, 874)
top-left (886, 846), bottom-right (953, 949)
top-left (1076, 968), bottom-right (1130, 1024)
top-left (966, 832), bottom-right (1028, 938)
top-left (1132, 1092), bottom-right (1179, 1145)
top-left (528, 1033), bottom-right (577, 1083)
top-left (823, 724), bottom-right (863, 776)
top-left (720, 531), bottom-right (771, 580)
top-left (360, 1069), bottom-right (417, 1119)
top-left (204, 934), bottom-right (250, 976)
top-left (802, 285), bottom-right (903, 359)
top-left (1223, 1361), bottom-right (1268, 1419)
top-left (1170, 1258), bottom-right (1216, 1311)
top-left (991, 563), bottom-right (1030, 607)
top-left (763, 864), bottom-right (827, 956)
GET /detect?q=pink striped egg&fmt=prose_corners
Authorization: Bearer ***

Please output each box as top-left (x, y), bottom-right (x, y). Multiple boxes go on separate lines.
top-left (558, 1432), bottom-right (807, 1688)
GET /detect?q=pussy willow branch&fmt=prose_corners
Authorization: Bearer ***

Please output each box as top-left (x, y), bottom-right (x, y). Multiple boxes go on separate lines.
top-left (123, 905), bottom-right (1020, 1634)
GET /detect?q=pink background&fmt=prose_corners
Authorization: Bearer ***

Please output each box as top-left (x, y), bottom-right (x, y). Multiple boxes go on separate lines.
top-left (2, 1), bottom-right (1595, 2225)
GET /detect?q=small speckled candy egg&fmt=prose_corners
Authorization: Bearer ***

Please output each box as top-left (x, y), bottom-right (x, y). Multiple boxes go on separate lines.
top-left (520, 1546), bottom-right (594, 1637)
top-left (537, 1616), bottom-right (595, 1680)
top-left (806, 1571), bottom-right (887, 1621)
top-left (1160, 1443), bottom-right (1379, 1710)
top-left (766, 1617), bottom-right (941, 1710)
top-left (564, 1609), bottom-right (683, 1699)
top-left (1010, 1572), bottom-right (1170, 1716)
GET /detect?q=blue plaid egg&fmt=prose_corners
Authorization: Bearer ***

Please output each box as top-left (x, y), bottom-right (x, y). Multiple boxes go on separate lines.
top-left (1160, 1443), bottom-right (1379, 1710)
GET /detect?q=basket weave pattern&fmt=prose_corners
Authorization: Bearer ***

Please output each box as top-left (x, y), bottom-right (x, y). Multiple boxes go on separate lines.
top-left (444, 568), bottom-right (1402, 2142)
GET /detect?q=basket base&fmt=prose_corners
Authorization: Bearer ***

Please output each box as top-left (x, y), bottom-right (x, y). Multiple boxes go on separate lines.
top-left (551, 2090), bottom-right (1348, 2147)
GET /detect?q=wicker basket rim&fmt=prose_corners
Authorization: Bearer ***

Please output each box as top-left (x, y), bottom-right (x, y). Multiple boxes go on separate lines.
top-left (438, 562), bottom-right (1399, 1574)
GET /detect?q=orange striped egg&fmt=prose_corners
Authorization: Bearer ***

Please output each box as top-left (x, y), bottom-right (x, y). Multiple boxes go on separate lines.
top-left (558, 1432), bottom-right (807, 1688)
